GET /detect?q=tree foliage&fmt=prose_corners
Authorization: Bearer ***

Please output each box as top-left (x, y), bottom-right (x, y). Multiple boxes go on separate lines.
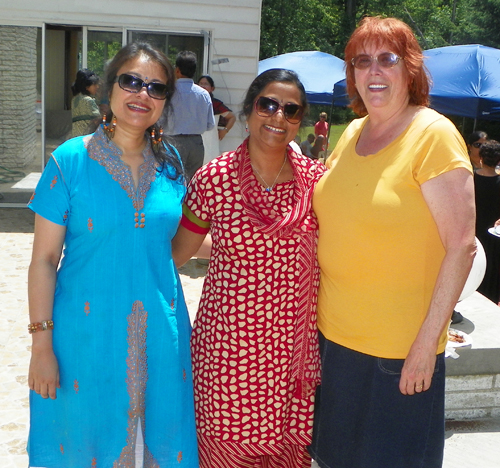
top-left (260, 0), bottom-right (500, 60)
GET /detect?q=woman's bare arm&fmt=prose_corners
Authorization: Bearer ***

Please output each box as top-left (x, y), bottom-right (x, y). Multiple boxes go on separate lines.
top-left (399, 168), bottom-right (476, 395)
top-left (28, 214), bottom-right (66, 399)
top-left (172, 225), bottom-right (210, 267)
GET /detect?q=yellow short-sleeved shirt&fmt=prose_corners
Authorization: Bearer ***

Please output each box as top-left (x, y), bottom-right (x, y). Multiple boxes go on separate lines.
top-left (313, 108), bottom-right (472, 359)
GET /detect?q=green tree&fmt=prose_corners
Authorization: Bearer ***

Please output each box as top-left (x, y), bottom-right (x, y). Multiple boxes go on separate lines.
top-left (259, 0), bottom-right (343, 59)
top-left (260, 0), bottom-right (500, 60)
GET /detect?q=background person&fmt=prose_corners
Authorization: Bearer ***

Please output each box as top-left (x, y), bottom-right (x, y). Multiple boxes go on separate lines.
top-left (309, 17), bottom-right (476, 468)
top-left (172, 69), bottom-right (325, 468)
top-left (474, 139), bottom-right (500, 304)
top-left (466, 130), bottom-right (488, 171)
top-left (198, 75), bottom-right (236, 141)
top-left (198, 74), bottom-right (236, 163)
top-left (27, 42), bottom-right (198, 468)
top-left (310, 135), bottom-right (325, 160)
top-left (161, 51), bottom-right (215, 180)
top-left (70, 68), bottom-right (101, 137)
top-left (314, 111), bottom-right (328, 150)
top-left (300, 133), bottom-right (315, 158)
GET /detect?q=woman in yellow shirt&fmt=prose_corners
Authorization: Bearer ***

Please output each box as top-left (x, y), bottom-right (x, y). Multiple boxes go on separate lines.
top-left (309, 17), bottom-right (476, 468)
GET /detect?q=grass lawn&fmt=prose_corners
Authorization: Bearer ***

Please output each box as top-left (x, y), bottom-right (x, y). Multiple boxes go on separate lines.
top-left (298, 124), bottom-right (348, 152)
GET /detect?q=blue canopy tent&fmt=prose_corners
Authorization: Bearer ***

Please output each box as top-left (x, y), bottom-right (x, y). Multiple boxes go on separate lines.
top-left (332, 44), bottom-right (500, 121)
top-left (258, 51), bottom-right (345, 105)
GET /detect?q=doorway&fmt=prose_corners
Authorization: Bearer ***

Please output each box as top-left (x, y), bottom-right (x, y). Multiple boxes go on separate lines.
top-left (0, 23), bottom-right (208, 207)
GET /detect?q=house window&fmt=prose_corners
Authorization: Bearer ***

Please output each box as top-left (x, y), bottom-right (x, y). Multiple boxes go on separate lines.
top-left (128, 31), bottom-right (206, 81)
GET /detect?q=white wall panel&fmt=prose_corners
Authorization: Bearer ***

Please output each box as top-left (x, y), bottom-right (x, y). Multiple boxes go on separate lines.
top-left (0, 0), bottom-right (263, 154)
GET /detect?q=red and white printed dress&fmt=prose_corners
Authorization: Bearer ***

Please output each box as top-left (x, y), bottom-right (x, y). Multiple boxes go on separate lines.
top-left (181, 139), bottom-right (325, 466)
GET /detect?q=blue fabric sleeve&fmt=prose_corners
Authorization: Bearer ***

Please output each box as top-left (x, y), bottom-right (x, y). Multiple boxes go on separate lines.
top-left (28, 137), bottom-right (85, 225)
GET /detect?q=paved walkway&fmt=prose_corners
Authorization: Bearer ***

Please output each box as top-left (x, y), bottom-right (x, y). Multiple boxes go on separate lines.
top-left (1, 208), bottom-right (499, 467)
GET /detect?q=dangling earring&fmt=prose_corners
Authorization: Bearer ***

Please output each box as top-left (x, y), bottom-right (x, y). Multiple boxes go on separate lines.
top-left (151, 126), bottom-right (163, 152)
top-left (245, 122), bottom-right (249, 133)
top-left (103, 114), bottom-right (117, 139)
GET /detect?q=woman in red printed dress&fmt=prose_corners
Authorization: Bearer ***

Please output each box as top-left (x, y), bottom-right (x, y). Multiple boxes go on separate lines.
top-left (173, 69), bottom-right (325, 468)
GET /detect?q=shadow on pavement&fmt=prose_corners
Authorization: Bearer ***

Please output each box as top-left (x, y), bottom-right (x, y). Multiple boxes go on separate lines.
top-left (178, 258), bottom-right (208, 279)
top-left (445, 418), bottom-right (500, 439)
top-left (0, 207), bottom-right (34, 233)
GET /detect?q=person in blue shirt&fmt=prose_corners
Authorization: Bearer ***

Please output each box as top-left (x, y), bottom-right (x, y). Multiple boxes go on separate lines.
top-left (161, 51), bottom-right (215, 180)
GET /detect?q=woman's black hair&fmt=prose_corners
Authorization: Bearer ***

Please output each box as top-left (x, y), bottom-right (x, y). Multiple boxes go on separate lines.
top-left (241, 69), bottom-right (309, 120)
top-left (467, 131), bottom-right (488, 145)
top-left (71, 69), bottom-right (99, 96)
top-left (479, 139), bottom-right (500, 168)
top-left (103, 42), bottom-right (183, 180)
top-left (199, 75), bottom-right (215, 88)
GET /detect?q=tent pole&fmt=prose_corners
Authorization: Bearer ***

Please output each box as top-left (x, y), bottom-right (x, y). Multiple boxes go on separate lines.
top-left (327, 90), bottom-right (335, 154)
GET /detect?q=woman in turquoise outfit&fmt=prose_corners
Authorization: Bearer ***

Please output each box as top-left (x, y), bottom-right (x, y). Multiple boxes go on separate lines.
top-left (27, 42), bottom-right (198, 467)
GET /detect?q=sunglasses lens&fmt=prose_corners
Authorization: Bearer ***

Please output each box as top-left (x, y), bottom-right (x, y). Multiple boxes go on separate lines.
top-left (256, 97), bottom-right (279, 117)
top-left (148, 83), bottom-right (168, 100)
top-left (378, 53), bottom-right (399, 68)
top-left (352, 55), bottom-right (372, 69)
top-left (352, 53), bottom-right (400, 69)
top-left (284, 104), bottom-right (303, 123)
top-left (255, 97), bottom-right (303, 123)
top-left (119, 74), bottom-right (141, 92)
top-left (118, 74), bottom-right (167, 100)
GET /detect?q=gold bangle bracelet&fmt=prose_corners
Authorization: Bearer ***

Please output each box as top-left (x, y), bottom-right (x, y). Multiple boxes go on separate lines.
top-left (28, 320), bottom-right (54, 334)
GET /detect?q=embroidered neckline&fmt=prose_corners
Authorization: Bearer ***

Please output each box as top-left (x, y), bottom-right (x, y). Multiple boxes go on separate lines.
top-left (87, 126), bottom-right (158, 211)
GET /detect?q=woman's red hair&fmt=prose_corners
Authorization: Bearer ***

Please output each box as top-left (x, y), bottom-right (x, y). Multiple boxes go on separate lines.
top-left (345, 16), bottom-right (430, 116)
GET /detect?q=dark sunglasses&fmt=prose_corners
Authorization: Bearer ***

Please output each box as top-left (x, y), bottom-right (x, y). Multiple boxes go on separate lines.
top-left (116, 73), bottom-right (168, 100)
top-left (254, 96), bottom-right (304, 124)
top-left (351, 52), bottom-right (402, 70)
top-left (471, 142), bottom-right (483, 148)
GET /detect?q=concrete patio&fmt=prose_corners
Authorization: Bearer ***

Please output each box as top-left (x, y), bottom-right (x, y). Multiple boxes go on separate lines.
top-left (1, 208), bottom-right (499, 468)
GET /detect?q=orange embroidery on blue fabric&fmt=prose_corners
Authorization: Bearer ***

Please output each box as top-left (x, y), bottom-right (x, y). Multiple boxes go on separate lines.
top-left (88, 126), bottom-right (158, 212)
top-left (91, 458), bottom-right (97, 467)
top-left (84, 301), bottom-right (90, 316)
top-left (170, 298), bottom-right (175, 311)
top-left (74, 379), bottom-right (79, 394)
top-left (113, 301), bottom-right (160, 467)
top-left (50, 175), bottom-right (58, 189)
top-left (135, 212), bottom-right (146, 228)
top-left (60, 443), bottom-right (64, 454)
top-left (28, 192), bottom-right (35, 204)
top-left (182, 369), bottom-right (187, 382)
top-left (63, 210), bottom-right (69, 223)
top-left (88, 218), bottom-right (94, 232)
top-left (177, 451), bottom-right (183, 463)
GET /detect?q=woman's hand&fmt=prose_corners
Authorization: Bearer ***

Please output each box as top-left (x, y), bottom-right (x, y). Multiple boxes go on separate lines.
top-left (399, 337), bottom-right (437, 395)
top-left (218, 111), bottom-right (236, 140)
top-left (218, 128), bottom-right (229, 140)
top-left (29, 346), bottom-right (60, 399)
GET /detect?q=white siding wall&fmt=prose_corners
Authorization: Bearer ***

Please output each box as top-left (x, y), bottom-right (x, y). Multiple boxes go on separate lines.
top-left (0, 0), bottom-right (263, 153)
